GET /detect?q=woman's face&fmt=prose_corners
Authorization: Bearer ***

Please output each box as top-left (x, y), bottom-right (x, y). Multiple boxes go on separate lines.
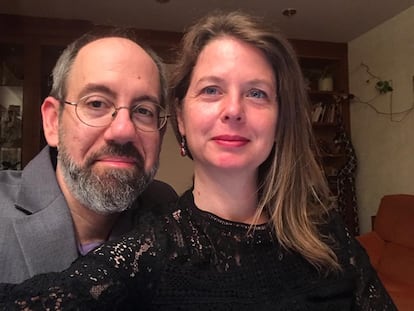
top-left (177, 36), bottom-right (278, 176)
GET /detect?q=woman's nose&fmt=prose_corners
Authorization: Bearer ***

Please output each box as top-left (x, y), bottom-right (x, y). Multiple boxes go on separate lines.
top-left (221, 94), bottom-right (244, 122)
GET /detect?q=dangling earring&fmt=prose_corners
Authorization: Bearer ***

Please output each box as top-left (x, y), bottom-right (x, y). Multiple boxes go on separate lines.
top-left (180, 136), bottom-right (188, 157)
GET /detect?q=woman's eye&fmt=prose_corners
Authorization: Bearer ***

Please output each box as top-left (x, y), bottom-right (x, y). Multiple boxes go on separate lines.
top-left (201, 86), bottom-right (220, 95)
top-left (248, 89), bottom-right (267, 99)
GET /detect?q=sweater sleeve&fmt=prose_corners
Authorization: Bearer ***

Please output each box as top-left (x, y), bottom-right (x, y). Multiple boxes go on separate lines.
top-left (0, 211), bottom-right (171, 310)
top-left (327, 212), bottom-right (397, 311)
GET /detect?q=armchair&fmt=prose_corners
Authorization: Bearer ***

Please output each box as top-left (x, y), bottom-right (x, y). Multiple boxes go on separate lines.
top-left (357, 194), bottom-right (414, 311)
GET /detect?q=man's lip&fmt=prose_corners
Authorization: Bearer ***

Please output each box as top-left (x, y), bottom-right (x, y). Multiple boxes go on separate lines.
top-left (96, 157), bottom-right (137, 164)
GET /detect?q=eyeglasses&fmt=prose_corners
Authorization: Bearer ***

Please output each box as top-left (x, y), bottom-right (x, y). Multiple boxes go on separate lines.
top-left (63, 95), bottom-right (169, 132)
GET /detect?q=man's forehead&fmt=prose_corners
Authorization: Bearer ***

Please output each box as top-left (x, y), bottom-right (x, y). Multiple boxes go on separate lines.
top-left (65, 37), bottom-right (160, 100)
top-left (70, 37), bottom-right (158, 80)
top-left (78, 37), bottom-right (149, 61)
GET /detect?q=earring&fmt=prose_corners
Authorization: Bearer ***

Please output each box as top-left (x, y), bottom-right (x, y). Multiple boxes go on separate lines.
top-left (180, 136), bottom-right (187, 157)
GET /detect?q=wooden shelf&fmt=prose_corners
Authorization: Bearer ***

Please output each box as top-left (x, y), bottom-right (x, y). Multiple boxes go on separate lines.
top-left (296, 42), bottom-right (359, 234)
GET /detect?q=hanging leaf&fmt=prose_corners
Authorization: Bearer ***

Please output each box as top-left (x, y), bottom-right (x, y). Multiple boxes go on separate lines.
top-left (375, 80), bottom-right (393, 94)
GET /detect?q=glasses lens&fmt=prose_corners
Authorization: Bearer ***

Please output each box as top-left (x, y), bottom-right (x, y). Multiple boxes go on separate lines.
top-left (77, 96), bottom-right (114, 127)
top-left (131, 103), bottom-right (167, 132)
top-left (73, 95), bottom-right (167, 131)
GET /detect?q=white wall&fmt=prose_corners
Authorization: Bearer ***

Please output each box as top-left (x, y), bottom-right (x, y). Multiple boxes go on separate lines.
top-left (154, 63), bottom-right (194, 194)
top-left (349, 6), bottom-right (414, 233)
top-left (155, 122), bottom-right (194, 195)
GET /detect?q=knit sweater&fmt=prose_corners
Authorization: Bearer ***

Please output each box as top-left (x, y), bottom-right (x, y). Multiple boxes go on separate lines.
top-left (0, 190), bottom-right (396, 310)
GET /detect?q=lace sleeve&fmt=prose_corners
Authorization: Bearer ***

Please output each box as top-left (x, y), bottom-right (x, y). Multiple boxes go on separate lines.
top-left (352, 237), bottom-right (397, 310)
top-left (0, 212), bottom-right (171, 310)
top-left (329, 213), bottom-right (397, 310)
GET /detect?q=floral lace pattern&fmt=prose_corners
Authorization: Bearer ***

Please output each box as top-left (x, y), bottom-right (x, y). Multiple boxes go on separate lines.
top-left (0, 190), bottom-right (396, 310)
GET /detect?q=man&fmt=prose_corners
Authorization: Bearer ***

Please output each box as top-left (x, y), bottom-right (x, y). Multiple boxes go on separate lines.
top-left (0, 28), bottom-right (177, 283)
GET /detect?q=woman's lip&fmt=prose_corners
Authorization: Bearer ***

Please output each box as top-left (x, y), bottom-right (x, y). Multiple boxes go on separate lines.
top-left (212, 135), bottom-right (249, 141)
top-left (212, 135), bottom-right (250, 146)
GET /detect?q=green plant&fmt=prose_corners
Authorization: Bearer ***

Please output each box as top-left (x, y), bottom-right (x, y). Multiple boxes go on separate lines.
top-left (375, 80), bottom-right (393, 94)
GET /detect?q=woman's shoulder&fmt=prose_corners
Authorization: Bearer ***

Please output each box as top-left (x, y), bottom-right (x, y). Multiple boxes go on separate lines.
top-left (142, 189), bottom-right (193, 222)
top-left (129, 191), bottom-right (195, 245)
top-left (132, 193), bottom-right (182, 225)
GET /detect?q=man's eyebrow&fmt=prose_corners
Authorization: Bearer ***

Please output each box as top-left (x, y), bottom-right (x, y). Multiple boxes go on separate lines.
top-left (79, 84), bottom-right (116, 98)
top-left (79, 84), bottom-right (160, 105)
top-left (133, 95), bottom-right (160, 106)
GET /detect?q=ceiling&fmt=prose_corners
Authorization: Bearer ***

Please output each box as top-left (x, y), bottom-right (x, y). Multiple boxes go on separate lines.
top-left (1, 0), bottom-right (413, 42)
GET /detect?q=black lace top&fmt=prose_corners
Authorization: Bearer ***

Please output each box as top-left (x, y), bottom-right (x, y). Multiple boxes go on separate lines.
top-left (0, 190), bottom-right (396, 310)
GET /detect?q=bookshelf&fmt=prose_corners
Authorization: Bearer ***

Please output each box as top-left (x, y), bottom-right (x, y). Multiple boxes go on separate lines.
top-left (291, 40), bottom-right (359, 235)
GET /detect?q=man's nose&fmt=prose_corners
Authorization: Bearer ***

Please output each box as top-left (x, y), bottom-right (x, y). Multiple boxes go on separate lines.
top-left (103, 107), bottom-right (137, 144)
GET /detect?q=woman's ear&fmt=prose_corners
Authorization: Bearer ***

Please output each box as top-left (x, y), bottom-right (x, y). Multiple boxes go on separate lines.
top-left (41, 96), bottom-right (60, 147)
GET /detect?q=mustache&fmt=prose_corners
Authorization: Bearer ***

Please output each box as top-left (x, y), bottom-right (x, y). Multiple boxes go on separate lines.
top-left (84, 142), bottom-right (144, 168)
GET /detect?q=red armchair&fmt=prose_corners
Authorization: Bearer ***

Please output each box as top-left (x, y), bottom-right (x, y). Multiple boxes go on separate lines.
top-left (357, 194), bottom-right (414, 311)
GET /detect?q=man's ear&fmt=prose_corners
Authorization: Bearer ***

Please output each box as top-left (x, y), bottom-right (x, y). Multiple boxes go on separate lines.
top-left (41, 96), bottom-right (60, 147)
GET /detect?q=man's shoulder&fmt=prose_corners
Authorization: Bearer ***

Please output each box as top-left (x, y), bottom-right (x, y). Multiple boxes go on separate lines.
top-left (0, 169), bottom-right (23, 186)
top-left (0, 169), bottom-right (23, 215)
top-left (0, 146), bottom-right (59, 217)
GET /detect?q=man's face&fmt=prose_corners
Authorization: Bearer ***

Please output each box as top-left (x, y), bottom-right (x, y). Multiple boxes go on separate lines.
top-left (56, 37), bottom-right (162, 214)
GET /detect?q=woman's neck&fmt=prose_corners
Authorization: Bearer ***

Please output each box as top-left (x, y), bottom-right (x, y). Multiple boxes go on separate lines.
top-left (192, 168), bottom-right (267, 224)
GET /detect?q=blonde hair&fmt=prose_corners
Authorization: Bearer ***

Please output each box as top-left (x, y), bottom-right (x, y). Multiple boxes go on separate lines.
top-left (169, 11), bottom-right (340, 271)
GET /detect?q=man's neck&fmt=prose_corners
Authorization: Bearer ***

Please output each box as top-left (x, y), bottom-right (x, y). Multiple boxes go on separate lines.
top-left (69, 204), bottom-right (120, 245)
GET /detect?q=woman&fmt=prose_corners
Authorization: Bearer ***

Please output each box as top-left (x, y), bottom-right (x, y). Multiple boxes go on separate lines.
top-left (0, 11), bottom-right (395, 310)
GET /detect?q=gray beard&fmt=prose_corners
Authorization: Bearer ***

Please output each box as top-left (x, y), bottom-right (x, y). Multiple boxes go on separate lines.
top-left (58, 142), bottom-right (158, 215)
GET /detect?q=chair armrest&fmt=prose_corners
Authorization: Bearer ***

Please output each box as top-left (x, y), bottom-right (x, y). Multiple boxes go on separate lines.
top-left (356, 231), bottom-right (385, 269)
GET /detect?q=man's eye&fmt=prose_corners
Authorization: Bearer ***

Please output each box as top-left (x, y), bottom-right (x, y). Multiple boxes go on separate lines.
top-left (134, 106), bottom-right (155, 117)
top-left (83, 98), bottom-right (111, 110)
top-left (89, 100), bottom-right (105, 108)
top-left (137, 107), bottom-right (152, 116)
top-left (248, 89), bottom-right (267, 99)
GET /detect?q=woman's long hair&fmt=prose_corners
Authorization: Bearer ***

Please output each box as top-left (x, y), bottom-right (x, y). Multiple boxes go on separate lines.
top-left (169, 11), bottom-right (340, 271)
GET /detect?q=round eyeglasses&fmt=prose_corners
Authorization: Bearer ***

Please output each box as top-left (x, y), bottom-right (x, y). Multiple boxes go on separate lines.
top-left (63, 95), bottom-right (169, 132)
